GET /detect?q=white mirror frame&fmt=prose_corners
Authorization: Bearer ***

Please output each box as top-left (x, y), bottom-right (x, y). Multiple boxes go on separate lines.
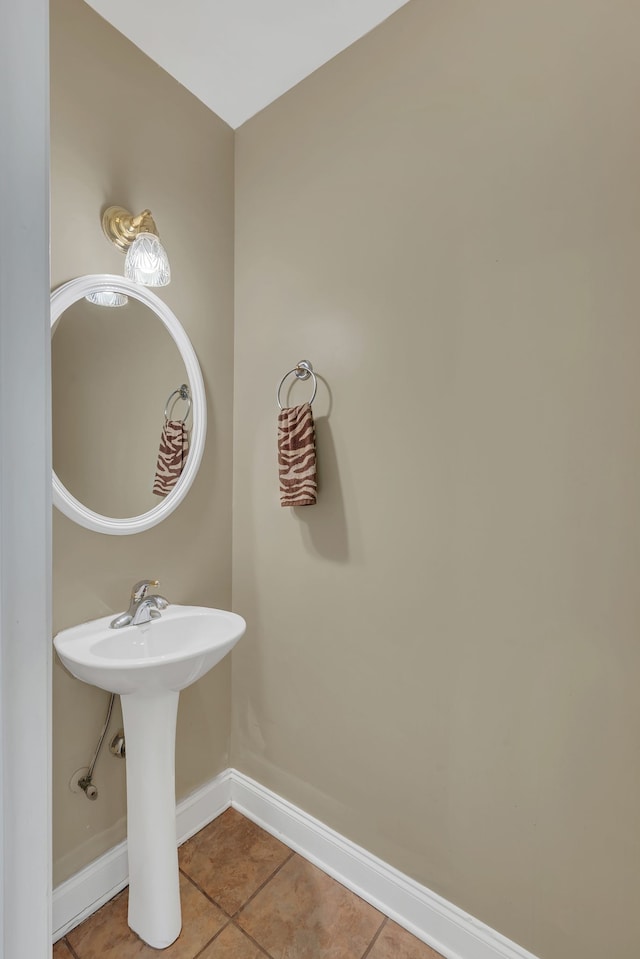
top-left (51, 274), bottom-right (207, 534)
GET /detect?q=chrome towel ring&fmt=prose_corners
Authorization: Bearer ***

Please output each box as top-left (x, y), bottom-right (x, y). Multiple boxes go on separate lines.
top-left (276, 361), bottom-right (317, 410)
top-left (164, 384), bottom-right (192, 423)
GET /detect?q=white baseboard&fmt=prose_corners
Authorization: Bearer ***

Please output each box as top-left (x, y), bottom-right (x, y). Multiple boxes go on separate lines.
top-left (52, 768), bottom-right (231, 941)
top-left (230, 770), bottom-right (539, 959)
top-left (53, 767), bottom-right (539, 959)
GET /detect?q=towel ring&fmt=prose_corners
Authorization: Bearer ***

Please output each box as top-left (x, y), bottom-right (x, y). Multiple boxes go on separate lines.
top-left (277, 360), bottom-right (317, 410)
top-left (164, 384), bottom-right (192, 423)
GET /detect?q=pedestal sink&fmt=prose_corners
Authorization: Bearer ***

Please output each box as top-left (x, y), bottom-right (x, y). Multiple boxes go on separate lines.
top-left (53, 605), bottom-right (246, 949)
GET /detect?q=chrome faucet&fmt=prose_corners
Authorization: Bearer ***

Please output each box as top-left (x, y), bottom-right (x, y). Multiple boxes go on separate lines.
top-left (110, 580), bottom-right (169, 629)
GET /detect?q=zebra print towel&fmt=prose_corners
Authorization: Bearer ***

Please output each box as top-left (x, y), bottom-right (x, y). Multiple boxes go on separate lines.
top-left (153, 420), bottom-right (189, 497)
top-left (278, 402), bottom-right (317, 507)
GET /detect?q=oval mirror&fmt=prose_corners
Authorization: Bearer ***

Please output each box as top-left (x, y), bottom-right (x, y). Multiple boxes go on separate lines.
top-left (51, 275), bottom-right (206, 534)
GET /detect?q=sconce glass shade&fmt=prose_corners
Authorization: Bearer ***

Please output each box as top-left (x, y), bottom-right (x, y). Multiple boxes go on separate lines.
top-left (85, 290), bottom-right (129, 307)
top-left (124, 232), bottom-right (171, 287)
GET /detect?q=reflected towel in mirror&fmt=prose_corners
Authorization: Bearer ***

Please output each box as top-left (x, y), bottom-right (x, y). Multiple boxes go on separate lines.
top-left (153, 420), bottom-right (189, 497)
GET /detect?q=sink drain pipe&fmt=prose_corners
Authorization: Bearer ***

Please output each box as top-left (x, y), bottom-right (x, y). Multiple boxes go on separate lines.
top-left (77, 692), bottom-right (115, 800)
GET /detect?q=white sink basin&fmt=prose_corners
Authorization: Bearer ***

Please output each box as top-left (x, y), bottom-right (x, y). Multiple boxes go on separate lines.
top-left (53, 603), bottom-right (245, 949)
top-left (54, 604), bottom-right (246, 695)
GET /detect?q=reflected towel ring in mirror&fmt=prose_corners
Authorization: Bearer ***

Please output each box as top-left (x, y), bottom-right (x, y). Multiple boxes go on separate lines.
top-left (51, 274), bottom-right (206, 535)
top-left (164, 384), bottom-right (192, 424)
top-left (276, 360), bottom-right (318, 410)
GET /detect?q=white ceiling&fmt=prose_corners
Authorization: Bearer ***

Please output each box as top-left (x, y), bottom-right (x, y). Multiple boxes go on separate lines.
top-left (83, 0), bottom-right (410, 129)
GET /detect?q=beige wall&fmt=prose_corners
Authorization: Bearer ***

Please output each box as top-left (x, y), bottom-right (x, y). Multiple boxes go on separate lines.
top-left (233, 3), bottom-right (640, 958)
top-left (51, 0), bottom-right (234, 884)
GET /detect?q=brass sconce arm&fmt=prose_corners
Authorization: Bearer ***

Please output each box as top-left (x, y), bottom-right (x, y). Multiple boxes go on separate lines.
top-left (101, 206), bottom-right (160, 253)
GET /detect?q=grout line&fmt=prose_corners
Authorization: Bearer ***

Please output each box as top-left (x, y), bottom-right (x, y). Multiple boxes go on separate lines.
top-left (62, 938), bottom-right (82, 959)
top-left (360, 916), bottom-right (388, 959)
top-left (179, 846), bottom-right (295, 924)
top-left (232, 849), bottom-right (296, 920)
top-left (231, 920), bottom-right (278, 958)
top-left (178, 867), bottom-right (235, 919)
top-left (191, 917), bottom-right (233, 959)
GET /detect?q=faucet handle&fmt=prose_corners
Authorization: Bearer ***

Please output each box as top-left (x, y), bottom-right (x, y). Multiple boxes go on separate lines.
top-left (130, 579), bottom-right (159, 603)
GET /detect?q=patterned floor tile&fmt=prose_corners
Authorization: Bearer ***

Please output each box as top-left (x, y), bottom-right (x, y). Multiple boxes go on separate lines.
top-left (53, 940), bottom-right (75, 959)
top-left (179, 807), bottom-right (291, 914)
top-left (198, 921), bottom-right (270, 958)
top-left (237, 853), bottom-right (384, 959)
top-left (67, 873), bottom-right (226, 958)
top-left (366, 920), bottom-right (444, 959)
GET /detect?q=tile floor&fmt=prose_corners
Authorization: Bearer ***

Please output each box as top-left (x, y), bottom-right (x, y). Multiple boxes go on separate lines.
top-left (54, 808), bottom-right (443, 959)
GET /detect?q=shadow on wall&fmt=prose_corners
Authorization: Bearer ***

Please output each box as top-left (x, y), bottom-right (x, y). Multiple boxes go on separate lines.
top-left (293, 415), bottom-right (350, 563)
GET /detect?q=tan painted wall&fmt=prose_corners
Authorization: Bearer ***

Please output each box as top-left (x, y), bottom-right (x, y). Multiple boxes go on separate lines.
top-left (232, 2), bottom-right (640, 957)
top-left (51, 0), bottom-right (234, 884)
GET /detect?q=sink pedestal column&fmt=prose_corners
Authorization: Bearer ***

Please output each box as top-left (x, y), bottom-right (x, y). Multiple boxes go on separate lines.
top-left (121, 689), bottom-right (181, 949)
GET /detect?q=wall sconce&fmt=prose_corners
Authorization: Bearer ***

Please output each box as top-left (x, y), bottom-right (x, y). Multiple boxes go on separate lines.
top-left (101, 206), bottom-right (171, 287)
